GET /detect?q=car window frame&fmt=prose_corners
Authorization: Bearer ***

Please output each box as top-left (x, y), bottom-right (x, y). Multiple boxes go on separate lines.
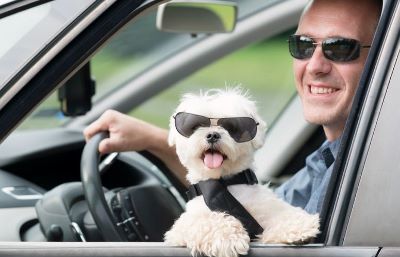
top-left (0, 0), bottom-right (113, 108)
top-left (0, 0), bottom-right (149, 139)
top-left (0, 0), bottom-right (397, 255)
top-left (320, 0), bottom-right (398, 246)
top-left (337, 0), bottom-right (400, 246)
top-left (0, 0), bottom-right (52, 19)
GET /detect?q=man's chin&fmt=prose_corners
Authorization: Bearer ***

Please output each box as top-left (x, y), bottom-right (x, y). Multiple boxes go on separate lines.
top-left (303, 110), bottom-right (334, 126)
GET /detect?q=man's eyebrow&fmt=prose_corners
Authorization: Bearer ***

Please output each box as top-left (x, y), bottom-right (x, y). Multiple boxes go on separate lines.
top-left (294, 34), bottom-right (359, 40)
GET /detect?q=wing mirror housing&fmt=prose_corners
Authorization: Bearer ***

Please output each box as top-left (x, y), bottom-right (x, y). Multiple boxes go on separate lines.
top-left (156, 0), bottom-right (237, 34)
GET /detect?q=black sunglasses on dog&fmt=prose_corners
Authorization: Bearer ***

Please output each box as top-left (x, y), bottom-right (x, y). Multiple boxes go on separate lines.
top-left (174, 112), bottom-right (259, 143)
top-left (288, 35), bottom-right (371, 62)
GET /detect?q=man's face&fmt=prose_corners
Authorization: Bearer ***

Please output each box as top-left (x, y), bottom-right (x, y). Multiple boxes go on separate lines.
top-left (293, 0), bottom-right (378, 141)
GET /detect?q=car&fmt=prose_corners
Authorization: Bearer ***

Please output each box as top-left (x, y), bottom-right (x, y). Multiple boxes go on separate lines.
top-left (0, 0), bottom-right (399, 256)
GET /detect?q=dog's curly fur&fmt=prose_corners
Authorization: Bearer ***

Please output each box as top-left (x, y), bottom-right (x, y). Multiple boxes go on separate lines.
top-left (165, 88), bottom-right (319, 257)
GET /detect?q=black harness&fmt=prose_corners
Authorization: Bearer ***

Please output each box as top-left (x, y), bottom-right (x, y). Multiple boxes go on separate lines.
top-left (186, 169), bottom-right (264, 239)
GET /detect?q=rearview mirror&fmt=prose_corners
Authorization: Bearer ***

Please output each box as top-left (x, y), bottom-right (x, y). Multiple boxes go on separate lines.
top-left (156, 0), bottom-right (237, 34)
top-left (58, 62), bottom-right (95, 117)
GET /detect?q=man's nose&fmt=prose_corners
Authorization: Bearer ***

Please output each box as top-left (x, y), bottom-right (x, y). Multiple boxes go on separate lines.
top-left (206, 132), bottom-right (221, 143)
top-left (306, 46), bottom-right (332, 75)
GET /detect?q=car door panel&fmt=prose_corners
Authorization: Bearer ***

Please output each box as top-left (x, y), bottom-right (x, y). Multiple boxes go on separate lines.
top-left (334, 0), bottom-right (400, 246)
top-left (0, 243), bottom-right (379, 257)
top-left (378, 248), bottom-right (400, 257)
top-left (0, 129), bottom-right (85, 191)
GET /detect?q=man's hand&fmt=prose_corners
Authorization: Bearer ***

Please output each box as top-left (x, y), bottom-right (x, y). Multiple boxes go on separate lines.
top-left (84, 110), bottom-right (162, 154)
top-left (83, 109), bottom-right (188, 186)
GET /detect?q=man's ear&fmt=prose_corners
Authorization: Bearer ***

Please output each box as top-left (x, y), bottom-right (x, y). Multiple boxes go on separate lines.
top-left (252, 119), bottom-right (267, 149)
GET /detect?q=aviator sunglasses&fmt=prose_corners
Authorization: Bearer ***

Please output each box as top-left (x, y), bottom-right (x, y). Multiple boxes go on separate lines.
top-left (288, 35), bottom-right (371, 62)
top-left (174, 112), bottom-right (259, 143)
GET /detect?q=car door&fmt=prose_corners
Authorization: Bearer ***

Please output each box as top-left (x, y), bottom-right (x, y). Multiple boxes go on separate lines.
top-left (0, 0), bottom-right (396, 256)
top-left (326, 0), bottom-right (400, 255)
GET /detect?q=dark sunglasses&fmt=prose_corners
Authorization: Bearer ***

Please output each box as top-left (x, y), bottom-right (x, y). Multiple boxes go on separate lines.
top-left (288, 35), bottom-right (371, 62)
top-left (174, 112), bottom-right (259, 143)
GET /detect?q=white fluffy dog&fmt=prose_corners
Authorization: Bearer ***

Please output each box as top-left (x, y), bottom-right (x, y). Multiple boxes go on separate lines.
top-left (165, 88), bottom-right (319, 257)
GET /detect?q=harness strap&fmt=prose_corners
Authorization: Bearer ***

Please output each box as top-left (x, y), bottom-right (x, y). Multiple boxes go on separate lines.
top-left (186, 169), bottom-right (263, 239)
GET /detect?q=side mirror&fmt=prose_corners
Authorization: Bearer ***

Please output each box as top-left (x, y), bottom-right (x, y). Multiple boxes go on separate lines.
top-left (58, 62), bottom-right (95, 116)
top-left (156, 0), bottom-right (237, 34)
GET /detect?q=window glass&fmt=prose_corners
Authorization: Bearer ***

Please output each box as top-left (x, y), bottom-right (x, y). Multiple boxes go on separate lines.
top-left (0, 0), bottom-right (97, 88)
top-left (17, 0), bottom-right (291, 130)
top-left (90, 0), bottom-right (284, 102)
top-left (130, 30), bottom-right (295, 129)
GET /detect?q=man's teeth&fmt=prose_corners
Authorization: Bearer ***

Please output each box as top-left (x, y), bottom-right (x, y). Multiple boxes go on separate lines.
top-left (310, 86), bottom-right (337, 94)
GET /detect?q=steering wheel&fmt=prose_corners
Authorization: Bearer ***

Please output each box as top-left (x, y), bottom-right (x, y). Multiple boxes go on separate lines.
top-left (80, 132), bottom-right (127, 241)
top-left (80, 132), bottom-right (183, 242)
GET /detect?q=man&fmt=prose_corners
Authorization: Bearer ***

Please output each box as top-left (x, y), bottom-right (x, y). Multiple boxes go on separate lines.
top-left (84, 0), bottom-right (382, 214)
top-left (274, 0), bottom-right (381, 214)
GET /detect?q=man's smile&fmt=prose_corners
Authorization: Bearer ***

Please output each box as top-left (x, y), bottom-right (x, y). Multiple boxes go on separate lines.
top-left (309, 85), bottom-right (338, 95)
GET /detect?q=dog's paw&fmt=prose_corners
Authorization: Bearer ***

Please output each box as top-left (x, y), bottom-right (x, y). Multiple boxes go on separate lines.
top-left (260, 212), bottom-right (320, 244)
top-left (189, 212), bottom-right (250, 257)
top-left (164, 228), bottom-right (186, 246)
top-left (168, 211), bottom-right (250, 257)
top-left (189, 231), bottom-right (250, 257)
top-left (195, 235), bottom-right (250, 257)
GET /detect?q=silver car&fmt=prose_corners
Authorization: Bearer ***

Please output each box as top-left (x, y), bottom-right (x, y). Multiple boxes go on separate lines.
top-left (0, 0), bottom-right (399, 256)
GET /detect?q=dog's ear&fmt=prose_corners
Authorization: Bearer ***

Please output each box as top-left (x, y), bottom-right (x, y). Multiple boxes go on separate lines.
top-left (252, 117), bottom-right (267, 149)
top-left (168, 114), bottom-right (177, 147)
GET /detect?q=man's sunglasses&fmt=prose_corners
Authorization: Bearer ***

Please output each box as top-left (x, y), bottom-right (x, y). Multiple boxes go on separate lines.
top-left (174, 112), bottom-right (259, 143)
top-left (288, 35), bottom-right (371, 62)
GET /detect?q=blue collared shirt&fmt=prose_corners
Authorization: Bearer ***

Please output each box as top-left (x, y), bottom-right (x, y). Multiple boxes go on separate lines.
top-left (274, 138), bottom-right (341, 214)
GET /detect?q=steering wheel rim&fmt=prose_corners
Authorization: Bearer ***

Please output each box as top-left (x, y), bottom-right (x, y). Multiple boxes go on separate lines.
top-left (80, 132), bottom-right (127, 241)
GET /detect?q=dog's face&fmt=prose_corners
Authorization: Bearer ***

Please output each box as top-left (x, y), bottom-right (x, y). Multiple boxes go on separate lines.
top-left (168, 89), bottom-right (267, 184)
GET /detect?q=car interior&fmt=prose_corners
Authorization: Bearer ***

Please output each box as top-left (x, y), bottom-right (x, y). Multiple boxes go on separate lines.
top-left (0, 0), bottom-right (327, 244)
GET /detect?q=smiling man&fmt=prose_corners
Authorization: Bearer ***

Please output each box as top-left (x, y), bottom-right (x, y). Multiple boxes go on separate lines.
top-left (293, 0), bottom-right (379, 141)
top-left (84, 0), bottom-right (382, 215)
top-left (274, 0), bottom-right (382, 213)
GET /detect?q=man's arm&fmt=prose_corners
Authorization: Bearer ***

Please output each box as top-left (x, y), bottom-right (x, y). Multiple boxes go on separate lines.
top-left (84, 109), bottom-right (188, 186)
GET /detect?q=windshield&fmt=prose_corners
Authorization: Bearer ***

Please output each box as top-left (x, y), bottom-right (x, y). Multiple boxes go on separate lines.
top-left (0, 0), bottom-right (98, 92)
top-left (16, 0), bottom-right (287, 130)
top-left (92, 0), bottom-right (282, 101)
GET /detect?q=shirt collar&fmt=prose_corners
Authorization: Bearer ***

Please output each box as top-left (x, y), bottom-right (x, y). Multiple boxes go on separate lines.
top-left (325, 136), bottom-right (341, 157)
top-left (319, 137), bottom-right (341, 168)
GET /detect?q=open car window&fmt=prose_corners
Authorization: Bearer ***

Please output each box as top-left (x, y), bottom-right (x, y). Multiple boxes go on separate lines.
top-left (16, 0), bottom-right (291, 131)
top-left (129, 29), bottom-right (296, 129)
top-left (1, 1), bottom-right (397, 257)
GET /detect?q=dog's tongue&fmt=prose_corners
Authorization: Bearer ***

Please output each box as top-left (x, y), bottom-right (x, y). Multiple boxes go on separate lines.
top-left (204, 151), bottom-right (224, 169)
